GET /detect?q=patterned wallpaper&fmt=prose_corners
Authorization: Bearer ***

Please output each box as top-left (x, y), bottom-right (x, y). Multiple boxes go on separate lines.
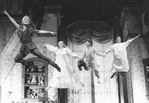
top-left (127, 38), bottom-right (148, 103)
top-left (0, 20), bottom-right (17, 53)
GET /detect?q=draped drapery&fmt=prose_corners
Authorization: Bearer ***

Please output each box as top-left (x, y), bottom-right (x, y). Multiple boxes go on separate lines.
top-left (68, 29), bottom-right (90, 45)
top-left (92, 30), bottom-right (112, 44)
top-left (67, 21), bottom-right (113, 45)
top-left (67, 29), bottom-right (112, 45)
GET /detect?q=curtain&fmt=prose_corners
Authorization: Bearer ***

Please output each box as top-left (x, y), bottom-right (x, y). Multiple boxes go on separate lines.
top-left (67, 38), bottom-right (119, 103)
top-left (67, 29), bottom-right (112, 45)
top-left (67, 29), bottom-right (91, 45)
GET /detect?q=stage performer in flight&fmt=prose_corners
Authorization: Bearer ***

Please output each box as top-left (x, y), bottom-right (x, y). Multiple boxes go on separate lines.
top-left (106, 34), bottom-right (140, 78)
top-left (3, 10), bottom-right (61, 72)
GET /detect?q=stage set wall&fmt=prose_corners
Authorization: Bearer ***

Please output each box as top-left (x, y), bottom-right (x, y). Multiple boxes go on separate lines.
top-left (121, 7), bottom-right (149, 103)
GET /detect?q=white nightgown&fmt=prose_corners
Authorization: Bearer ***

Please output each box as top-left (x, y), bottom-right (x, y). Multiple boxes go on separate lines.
top-left (45, 44), bottom-right (83, 89)
top-left (106, 39), bottom-right (132, 72)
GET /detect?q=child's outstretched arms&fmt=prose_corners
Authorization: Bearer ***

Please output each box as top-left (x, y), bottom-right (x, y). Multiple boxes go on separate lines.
top-left (35, 30), bottom-right (56, 35)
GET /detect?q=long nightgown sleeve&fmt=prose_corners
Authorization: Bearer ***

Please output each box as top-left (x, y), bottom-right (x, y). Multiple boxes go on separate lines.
top-left (125, 34), bottom-right (140, 47)
top-left (66, 47), bottom-right (80, 59)
top-left (125, 39), bottom-right (135, 47)
top-left (44, 44), bottom-right (58, 53)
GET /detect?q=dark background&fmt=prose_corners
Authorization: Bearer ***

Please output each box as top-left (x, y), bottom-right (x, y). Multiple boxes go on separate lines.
top-left (28, 0), bottom-right (147, 27)
top-left (0, 0), bottom-right (147, 27)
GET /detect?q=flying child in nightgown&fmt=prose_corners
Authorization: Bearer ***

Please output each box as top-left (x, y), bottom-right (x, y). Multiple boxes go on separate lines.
top-left (44, 41), bottom-right (83, 89)
top-left (106, 34), bottom-right (140, 77)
